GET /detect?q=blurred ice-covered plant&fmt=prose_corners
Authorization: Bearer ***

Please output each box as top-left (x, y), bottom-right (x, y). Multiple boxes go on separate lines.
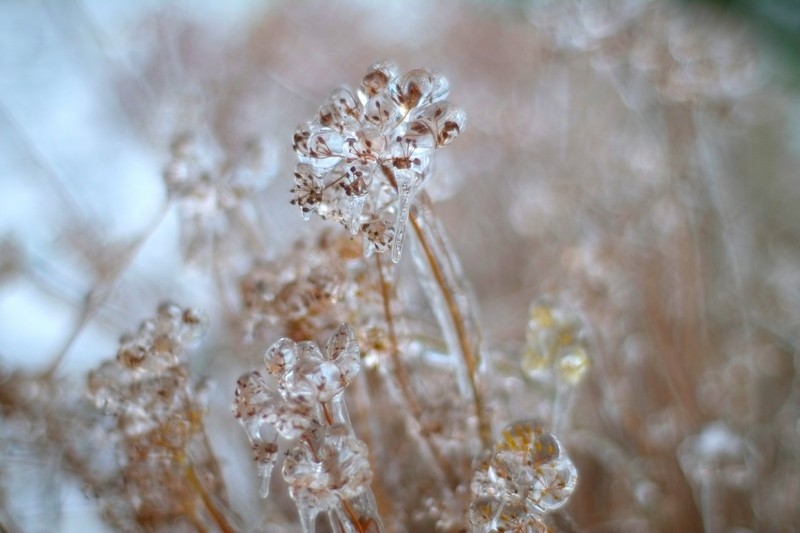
top-left (86, 302), bottom-right (235, 532)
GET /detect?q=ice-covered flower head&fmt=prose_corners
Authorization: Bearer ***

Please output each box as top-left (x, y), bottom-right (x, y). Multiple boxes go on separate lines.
top-left (291, 61), bottom-right (466, 262)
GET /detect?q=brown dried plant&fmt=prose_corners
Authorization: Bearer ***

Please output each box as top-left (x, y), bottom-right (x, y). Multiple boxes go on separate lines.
top-left (1, 1), bottom-right (799, 533)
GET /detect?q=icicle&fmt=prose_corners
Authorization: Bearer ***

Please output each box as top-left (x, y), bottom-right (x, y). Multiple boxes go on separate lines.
top-left (391, 169), bottom-right (417, 263)
top-left (362, 234), bottom-right (375, 258)
top-left (332, 492), bottom-right (384, 533)
top-left (297, 503), bottom-right (319, 533)
top-left (253, 440), bottom-right (279, 498)
top-left (344, 195), bottom-right (367, 235)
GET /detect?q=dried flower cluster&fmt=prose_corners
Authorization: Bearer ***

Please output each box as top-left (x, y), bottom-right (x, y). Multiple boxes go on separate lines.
top-left (291, 61), bottom-right (466, 262)
top-left (233, 325), bottom-right (380, 531)
top-left (86, 303), bottom-right (234, 532)
top-left (164, 133), bottom-right (269, 266)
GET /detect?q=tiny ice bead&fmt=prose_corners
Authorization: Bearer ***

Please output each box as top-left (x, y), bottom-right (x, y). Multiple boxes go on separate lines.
top-left (318, 87), bottom-right (361, 131)
top-left (359, 60), bottom-right (400, 100)
top-left (527, 456), bottom-right (578, 513)
top-left (264, 338), bottom-right (299, 378)
top-left (363, 92), bottom-right (403, 129)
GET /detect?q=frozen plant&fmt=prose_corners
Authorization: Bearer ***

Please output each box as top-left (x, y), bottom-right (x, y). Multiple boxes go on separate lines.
top-left (233, 324), bottom-right (381, 532)
top-left (469, 420), bottom-right (578, 533)
top-left (86, 302), bottom-right (235, 532)
top-left (2, 2), bottom-right (798, 532)
top-left (291, 61), bottom-right (466, 262)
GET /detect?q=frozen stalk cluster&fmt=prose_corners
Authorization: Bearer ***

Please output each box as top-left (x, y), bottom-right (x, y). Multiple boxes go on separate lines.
top-left (469, 420), bottom-right (578, 533)
top-left (86, 303), bottom-right (232, 532)
top-left (88, 302), bottom-right (207, 435)
top-left (291, 61), bottom-right (466, 262)
top-left (233, 324), bottom-right (381, 532)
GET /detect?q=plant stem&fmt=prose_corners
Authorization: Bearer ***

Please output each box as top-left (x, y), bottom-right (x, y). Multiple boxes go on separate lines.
top-left (408, 194), bottom-right (491, 449)
top-left (374, 254), bottom-right (460, 486)
top-left (184, 458), bottom-right (237, 533)
top-left (380, 165), bottom-right (491, 449)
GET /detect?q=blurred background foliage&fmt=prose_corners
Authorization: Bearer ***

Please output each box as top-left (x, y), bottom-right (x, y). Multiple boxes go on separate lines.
top-left (684, 0), bottom-right (800, 86)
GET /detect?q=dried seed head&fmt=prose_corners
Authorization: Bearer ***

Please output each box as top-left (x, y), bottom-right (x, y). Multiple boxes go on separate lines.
top-left (290, 62), bottom-right (465, 261)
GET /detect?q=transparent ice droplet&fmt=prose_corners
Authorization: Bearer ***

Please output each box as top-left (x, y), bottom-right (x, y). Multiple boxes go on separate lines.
top-left (527, 456), bottom-right (579, 513)
top-left (555, 345), bottom-right (590, 385)
top-left (359, 60), bottom-right (400, 102)
top-left (362, 215), bottom-right (395, 254)
top-left (300, 358), bottom-right (345, 403)
top-left (363, 91), bottom-right (403, 130)
top-left (265, 338), bottom-right (299, 378)
top-left (411, 101), bottom-right (466, 148)
top-left (469, 496), bottom-right (500, 528)
top-left (678, 422), bottom-right (752, 490)
top-left (307, 128), bottom-right (346, 166)
top-left (87, 361), bottom-right (126, 414)
top-left (492, 499), bottom-right (531, 531)
top-left (318, 87), bottom-right (361, 131)
top-left (293, 123), bottom-right (315, 157)
top-left (180, 307), bottom-right (207, 341)
top-left (292, 163), bottom-right (324, 220)
top-left (297, 503), bottom-right (319, 533)
top-left (521, 302), bottom-right (590, 380)
top-left (326, 324), bottom-right (362, 387)
top-left (402, 120), bottom-right (437, 152)
top-left (326, 324), bottom-right (358, 361)
top-left (344, 195), bottom-right (367, 236)
top-left (117, 340), bottom-right (148, 369)
top-left (521, 343), bottom-right (553, 376)
top-left (389, 68), bottom-right (448, 112)
top-left (362, 233), bottom-right (375, 258)
top-left (233, 371), bottom-right (276, 441)
top-left (273, 399), bottom-right (315, 440)
top-left (296, 340), bottom-right (325, 364)
top-left (339, 162), bottom-right (374, 198)
top-left (157, 301), bottom-right (182, 324)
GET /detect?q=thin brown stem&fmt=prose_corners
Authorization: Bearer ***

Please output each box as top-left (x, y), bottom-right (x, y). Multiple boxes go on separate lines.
top-left (340, 498), bottom-right (367, 533)
top-left (380, 164), bottom-right (491, 448)
top-left (184, 458), bottom-right (237, 533)
top-left (374, 254), bottom-right (459, 485)
top-left (408, 207), bottom-right (491, 448)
